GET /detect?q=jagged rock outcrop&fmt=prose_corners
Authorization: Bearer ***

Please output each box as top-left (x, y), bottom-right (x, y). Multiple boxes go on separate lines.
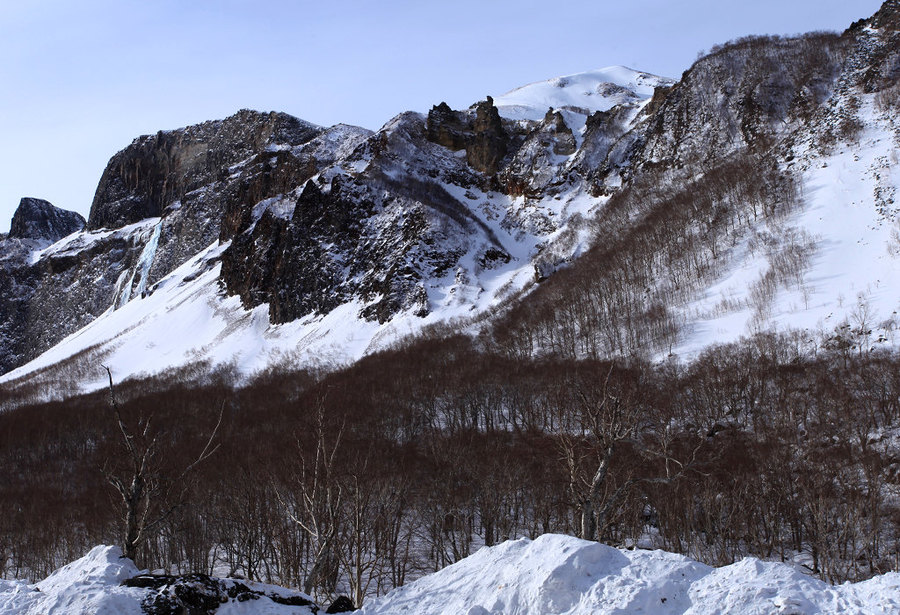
top-left (501, 109), bottom-right (577, 197)
top-left (467, 97), bottom-right (509, 174)
top-left (221, 111), bottom-right (512, 326)
top-left (88, 110), bottom-right (321, 230)
top-left (89, 109), bottom-right (332, 291)
top-left (0, 111), bottom-right (354, 375)
top-left (426, 97), bottom-right (513, 176)
top-left (9, 198), bottom-right (85, 242)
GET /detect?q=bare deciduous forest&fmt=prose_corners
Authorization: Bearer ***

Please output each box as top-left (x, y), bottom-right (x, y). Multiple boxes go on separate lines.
top-left (2, 332), bottom-right (899, 605)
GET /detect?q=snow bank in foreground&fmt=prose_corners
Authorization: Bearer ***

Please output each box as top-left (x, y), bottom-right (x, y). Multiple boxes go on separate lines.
top-left (2, 537), bottom-right (898, 614)
top-left (0, 546), bottom-right (143, 615)
top-left (358, 534), bottom-right (900, 615)
top-left (0, 545), bottom-right (317, 615)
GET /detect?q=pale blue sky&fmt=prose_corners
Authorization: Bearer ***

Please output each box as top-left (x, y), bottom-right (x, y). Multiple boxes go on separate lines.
top-left (0, 0), bottom-right (884, 232)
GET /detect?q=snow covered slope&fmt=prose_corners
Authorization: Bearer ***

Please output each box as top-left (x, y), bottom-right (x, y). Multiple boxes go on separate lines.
top-left (359, 534), bottom-right (900, 615)
top-left (492, 66), bottom-right (672, 122)
top-left (675, 101), bottom-right (900, 356)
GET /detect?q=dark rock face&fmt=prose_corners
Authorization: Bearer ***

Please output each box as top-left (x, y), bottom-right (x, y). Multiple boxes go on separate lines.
top-left (222, 169), bottom-right (427, 326)
top-left (9, 198), bottom-right (85, 242)
top-left (221, 177), bottom-right (366, 323)
top-left (123, 573), bottom-right (317, 614)
top-left (88, 110), bottom-right (321, 231)
top-left (426, 97), bottom-right (511, 175)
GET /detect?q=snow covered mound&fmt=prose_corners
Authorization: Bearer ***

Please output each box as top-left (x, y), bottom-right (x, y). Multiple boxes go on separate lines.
top-left (0, 545), bottom-right (319, 615)
top-left (492, 66), bottom-right (673, 122)
top-left (0, 545), bottom-right (143, 615)
top-left (358, 535), bottom-right (900, 615)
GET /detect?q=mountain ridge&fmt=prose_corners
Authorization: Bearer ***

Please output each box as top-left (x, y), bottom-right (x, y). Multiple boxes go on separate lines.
top-left (1, 1), bottom-right (899, 399)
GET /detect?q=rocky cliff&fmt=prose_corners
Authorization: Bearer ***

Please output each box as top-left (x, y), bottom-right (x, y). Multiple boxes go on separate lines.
top-left (0, 111), bottom-right (351, 374)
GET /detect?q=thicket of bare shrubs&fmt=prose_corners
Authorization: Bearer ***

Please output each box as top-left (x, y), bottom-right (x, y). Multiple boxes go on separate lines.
top-left (1, 332), bottom-right (898, 604)
top-left (492, 149), bottom-right (803, 361)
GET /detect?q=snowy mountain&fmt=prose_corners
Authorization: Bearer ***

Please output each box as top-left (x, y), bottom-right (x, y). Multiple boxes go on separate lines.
top-left (492, 65), bottom-right (672, 123)
top-left (0, 65), bottom-right (670, 396)
top-left (1, 2), bottom-right (899, 400)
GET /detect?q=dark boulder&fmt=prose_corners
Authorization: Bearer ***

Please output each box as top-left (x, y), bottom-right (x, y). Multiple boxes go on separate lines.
top-left (123, 573), bottom-right (317, 615)
top-left (326, 595), bottom-right (357, 613)
top-left (9, 197), bottom-right (85, 243)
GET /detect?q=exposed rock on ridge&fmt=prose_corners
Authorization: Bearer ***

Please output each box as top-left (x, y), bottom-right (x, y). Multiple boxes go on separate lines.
top-left (9, 198), bottom-right (85, 243)
top-left (426, 97), bottom-right (513, 176)
top-left (88, 110), bottom-right (321, 230)
top-left (0, 111), bottom-right (345, 375)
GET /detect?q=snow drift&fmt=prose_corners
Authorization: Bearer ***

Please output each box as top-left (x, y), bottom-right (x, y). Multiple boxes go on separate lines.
top-left (2, 536), bottom-right (899, 614)
top-left (358, 535), bottom-right (900, 615)
top-left (0, 545), bottom-right (317, 615)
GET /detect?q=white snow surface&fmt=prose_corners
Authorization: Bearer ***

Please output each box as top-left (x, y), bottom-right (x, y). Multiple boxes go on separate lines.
top-left (492, 66), bottom-right (673, 122)
top-left (673, 93), bottom-right (900, 357)
top-left (0, 545), bottom-right (317, 615)
top-left (358, 534), bottom-right (900, 615)
top-left (0, 546), bottom-right (144, 615)
top-left (3, 537), bottom-right (898, 615)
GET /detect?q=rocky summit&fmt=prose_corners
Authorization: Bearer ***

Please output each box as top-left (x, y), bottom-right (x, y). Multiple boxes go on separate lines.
top-left (9, 197), bottom-right (85, 243)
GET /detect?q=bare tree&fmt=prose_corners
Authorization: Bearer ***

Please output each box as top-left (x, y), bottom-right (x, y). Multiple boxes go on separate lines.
top-left (559, 363), bottom-right (704, 542)
top-left (102, 366), bottom-right (221, 563)
top-left (279, 402), bottom-right (344, 599)
top-left (558, 364), bottom-right (640, 541)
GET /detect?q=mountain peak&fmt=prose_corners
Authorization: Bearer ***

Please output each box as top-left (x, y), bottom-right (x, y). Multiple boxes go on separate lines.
top-left (87, 109), bottom-right (322, 231)
top-left (8, 197), bottom-right (85, 243)
top-left (492, 66), bottom-right (674, 122)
